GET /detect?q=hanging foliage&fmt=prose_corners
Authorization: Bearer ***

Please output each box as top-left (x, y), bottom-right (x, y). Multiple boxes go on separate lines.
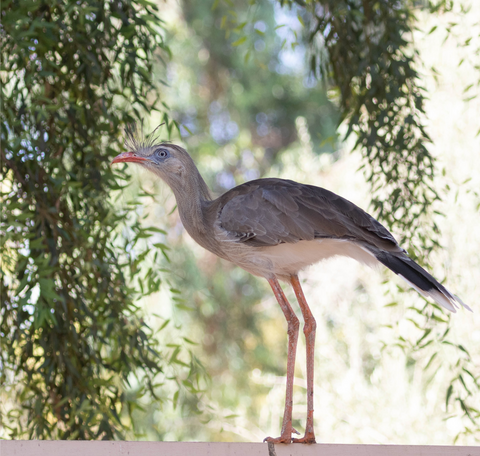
top-left (0, 0), bottom-right (202, 439)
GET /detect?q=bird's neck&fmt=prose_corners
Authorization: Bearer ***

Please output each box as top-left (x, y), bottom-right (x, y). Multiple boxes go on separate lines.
top-left (169, 170), bottom-right (213, 246)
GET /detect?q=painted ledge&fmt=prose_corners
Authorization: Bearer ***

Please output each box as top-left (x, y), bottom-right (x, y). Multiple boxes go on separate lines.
top-left (1, 441), bottom-right (479, 456)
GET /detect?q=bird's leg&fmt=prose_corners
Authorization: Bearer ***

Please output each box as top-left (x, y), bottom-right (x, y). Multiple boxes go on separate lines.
top-left (264, 277), bottom-right (300, 444)
top-left (290, 274), bottom-right (317, 444)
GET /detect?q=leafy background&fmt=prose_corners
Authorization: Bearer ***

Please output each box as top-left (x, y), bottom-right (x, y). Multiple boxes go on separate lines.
top-left (1, 0), bottom-right (479, 444)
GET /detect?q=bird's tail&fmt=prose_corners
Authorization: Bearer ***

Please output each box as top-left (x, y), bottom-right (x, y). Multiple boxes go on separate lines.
top-left (373, 251), bottom-right (471, 313)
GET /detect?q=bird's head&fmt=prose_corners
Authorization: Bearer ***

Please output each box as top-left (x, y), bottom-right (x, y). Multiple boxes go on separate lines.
top-left (112, 142), bottom-right (189, 178)
top-left (111, 125), bottom-right (211, 201)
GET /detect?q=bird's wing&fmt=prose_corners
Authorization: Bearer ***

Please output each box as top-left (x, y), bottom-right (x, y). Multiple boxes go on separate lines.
top-left (218, 179), bottom-right (403, 252)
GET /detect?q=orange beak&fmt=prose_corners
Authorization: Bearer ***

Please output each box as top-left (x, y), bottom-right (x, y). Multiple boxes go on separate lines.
top-left (111, 151), bottom-right (148, 165)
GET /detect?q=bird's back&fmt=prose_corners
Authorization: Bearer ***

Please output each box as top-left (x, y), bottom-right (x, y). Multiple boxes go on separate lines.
top-left (215, 178), bottom-right (403, 252)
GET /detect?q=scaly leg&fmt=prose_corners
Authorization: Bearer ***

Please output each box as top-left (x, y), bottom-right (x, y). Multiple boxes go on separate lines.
top-left (264, 277), bottom-right (300, 444)
top-left (290, 274), bottom-right (317, 444)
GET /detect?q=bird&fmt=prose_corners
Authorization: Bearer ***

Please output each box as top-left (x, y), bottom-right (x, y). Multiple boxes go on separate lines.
top-left (111, 126), bottom-right (471, 444)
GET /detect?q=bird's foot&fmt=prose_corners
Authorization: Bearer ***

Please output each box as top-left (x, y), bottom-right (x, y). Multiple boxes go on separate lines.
top-left (264, 435), bottom-right (291, 444)
top-left (263, 427), bottom-right (300, 444)
top-left (292, 432), bottom-right (316, 444)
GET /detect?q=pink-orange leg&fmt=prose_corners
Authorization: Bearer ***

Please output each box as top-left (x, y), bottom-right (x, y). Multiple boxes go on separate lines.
top-left (290, 274), bottom-right (317, 444)
top-left (264, 277), bottom-right (300, 444)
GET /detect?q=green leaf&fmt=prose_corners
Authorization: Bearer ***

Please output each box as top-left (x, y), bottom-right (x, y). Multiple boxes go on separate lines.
top-left (445, 384), bottom-right (454, 410)
top-left (172, 390), bottom-right (179, 409)
top-left (232, 36), bottom-right (247, 47)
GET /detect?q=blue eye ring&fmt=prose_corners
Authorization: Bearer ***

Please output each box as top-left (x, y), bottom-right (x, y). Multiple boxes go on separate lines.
top-left (155, 148), bottom-right (170, 159)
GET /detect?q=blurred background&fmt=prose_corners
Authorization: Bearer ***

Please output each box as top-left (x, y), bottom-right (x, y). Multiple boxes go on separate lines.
top-left (1, 0), bottom-right (479, 445)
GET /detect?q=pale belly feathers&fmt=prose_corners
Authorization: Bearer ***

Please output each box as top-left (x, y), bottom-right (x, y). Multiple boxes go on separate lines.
top-left (217, 237), bottom-right (378, 281)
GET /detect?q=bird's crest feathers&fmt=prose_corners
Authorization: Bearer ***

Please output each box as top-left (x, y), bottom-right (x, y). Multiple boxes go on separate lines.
top-left (124, 123), bottom-right (170, 153)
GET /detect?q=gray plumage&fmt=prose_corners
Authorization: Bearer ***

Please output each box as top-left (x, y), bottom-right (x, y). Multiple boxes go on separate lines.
top-left (218, 179), bottom-right (401, 250)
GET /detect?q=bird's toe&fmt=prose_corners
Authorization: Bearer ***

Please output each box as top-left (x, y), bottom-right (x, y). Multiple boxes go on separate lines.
top-left (263, 435), bottom-right (292, 444)
top-left (292, 435), bottom-right (316, 444)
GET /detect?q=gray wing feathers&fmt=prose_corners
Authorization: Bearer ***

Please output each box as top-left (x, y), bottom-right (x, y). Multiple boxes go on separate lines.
top-left (218, 180), bottom-right (403, 251)
top-left (220, 189), bottom-right (306, 245)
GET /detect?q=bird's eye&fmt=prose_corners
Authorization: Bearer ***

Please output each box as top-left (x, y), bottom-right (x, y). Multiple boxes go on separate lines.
top-left (155, 148), bottom-right (169, 159)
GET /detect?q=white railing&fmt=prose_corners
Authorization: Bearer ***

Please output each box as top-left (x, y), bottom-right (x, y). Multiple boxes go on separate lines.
top-left (1, 441), bottom-right (478, 456)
